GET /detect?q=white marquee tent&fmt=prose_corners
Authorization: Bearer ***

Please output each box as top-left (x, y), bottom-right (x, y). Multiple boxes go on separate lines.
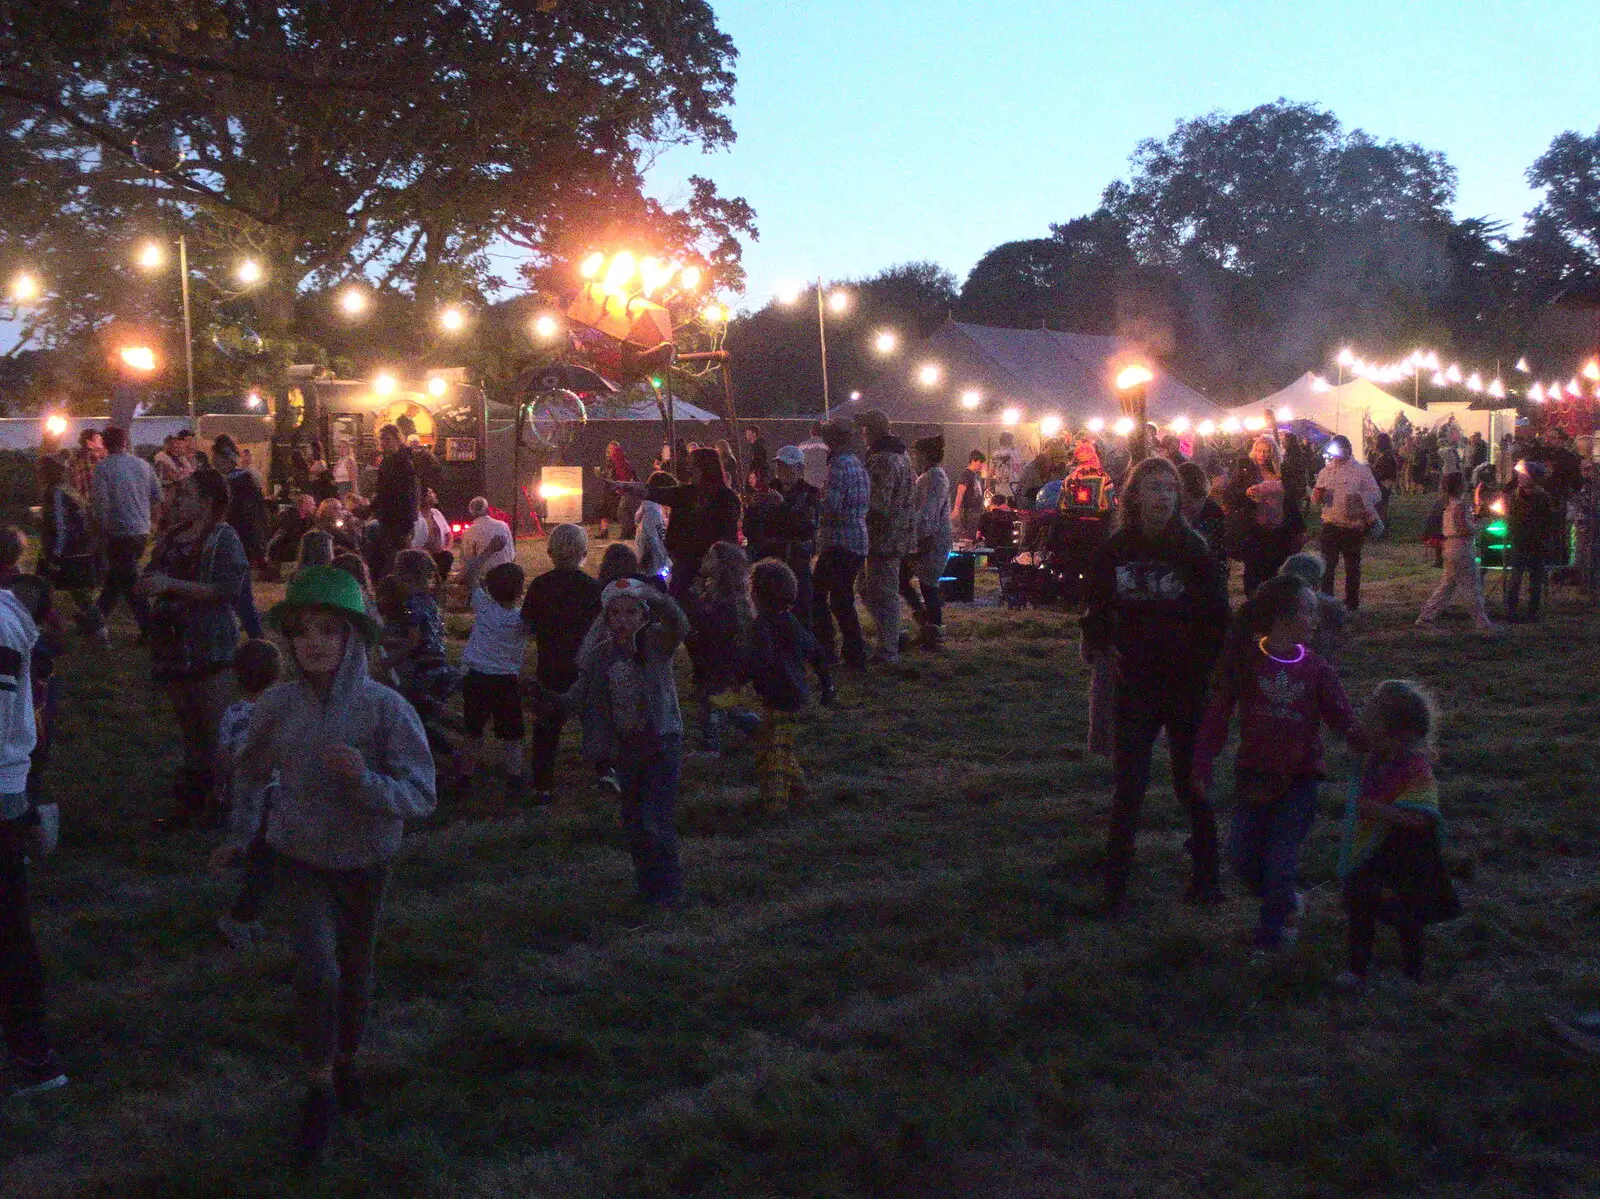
top-left (1228, 373), bottom-right (1516, 463)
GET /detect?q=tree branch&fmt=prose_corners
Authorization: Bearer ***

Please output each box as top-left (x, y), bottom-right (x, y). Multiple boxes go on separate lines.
top-left (0, 82), bottom-right (281, 226)
top-left (130, 44), bottom-right (419, 94)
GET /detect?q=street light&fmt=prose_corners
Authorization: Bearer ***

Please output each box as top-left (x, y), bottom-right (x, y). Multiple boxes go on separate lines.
top-left (874, 330), bottom-right (898, 355)
top-left (137, 238), bottom-right (197, 422)
top-left (827, 290), bottom-right (850, 314)
top-left (119, 345), bottom-right (157, 372)
top-left (775, 281), bottom-right (802, 305)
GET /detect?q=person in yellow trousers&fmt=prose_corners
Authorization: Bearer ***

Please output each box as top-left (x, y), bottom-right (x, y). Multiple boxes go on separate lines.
top-left (746, 560), bottom-right (833, 811)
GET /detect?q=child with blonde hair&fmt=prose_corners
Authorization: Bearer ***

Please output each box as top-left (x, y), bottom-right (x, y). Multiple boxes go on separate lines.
top-left (685, 540), bottom-right (760, 755)
top-left (1336, 681), bottom-right (1458, 989)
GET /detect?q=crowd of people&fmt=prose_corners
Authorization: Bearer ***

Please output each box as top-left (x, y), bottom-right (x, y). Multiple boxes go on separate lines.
top-left (4, 406), bottom-right (1593, 1161)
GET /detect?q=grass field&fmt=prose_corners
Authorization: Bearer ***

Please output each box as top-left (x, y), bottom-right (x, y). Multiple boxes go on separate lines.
top-left (5, 495), bottom-right (1600, 1198)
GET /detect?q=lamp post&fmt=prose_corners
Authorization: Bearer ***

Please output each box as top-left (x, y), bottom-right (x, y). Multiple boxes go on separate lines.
top-left (1115, 363), bottom-right (1154, 466)
top-left (138, 237), bottom-right (197, 425)
top-left (787, 280), bottom-right (851, 418)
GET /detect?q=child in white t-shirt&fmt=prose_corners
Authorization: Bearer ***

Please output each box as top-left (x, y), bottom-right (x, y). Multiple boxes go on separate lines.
top-left (452, 563), bottom-right (532, 803)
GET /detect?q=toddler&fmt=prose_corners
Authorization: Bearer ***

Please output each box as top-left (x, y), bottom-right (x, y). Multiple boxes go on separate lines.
top-left (454, 563), bottom-right (532, 803)
top-left (746, 560), bottom-right (833, 812)
top-left (1337, 681), bottom-right (1459, 989)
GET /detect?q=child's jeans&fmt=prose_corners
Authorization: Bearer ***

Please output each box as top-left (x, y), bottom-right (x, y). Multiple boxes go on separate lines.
top-left (1228, 771), bottom-right (1319, 948)
top-left (0, 808), bottom-right (54, 1064)
top-left (617, 735), bottom-right (683, 906)
top-left (754, 708), bottom-right (805, 810)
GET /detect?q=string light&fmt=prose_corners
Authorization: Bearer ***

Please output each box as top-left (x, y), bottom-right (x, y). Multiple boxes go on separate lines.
top-left (1039, 415), bottom-right (1063, 437)
top-left (1196, 419), bottom-right (1216, 436)
top-left (958, 388), bottom-right (980, 409)
top-left (1086, 417), bottom-right (1106, 434)
top-left (1113, 417), bottom-right (1135, 436)
top-left (1001, 407), bottom-right (1022, 426)
top-left (918, 364), bottom-right (942, 387)
top-left (373, 372), bottom-right (398, 396)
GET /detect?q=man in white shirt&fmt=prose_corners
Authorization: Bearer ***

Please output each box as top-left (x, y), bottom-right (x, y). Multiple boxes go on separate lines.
top-left (90, 425), bottom-right (162, 636)
top-left (1312, 434), bottom-right (1382, 611)
top-left (798, 422), bottom-right (830, 491)
top-left (458, 497), bottom-right (515, 590)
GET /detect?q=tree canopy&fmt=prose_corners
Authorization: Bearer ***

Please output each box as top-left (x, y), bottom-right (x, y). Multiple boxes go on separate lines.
top-left (0, 0), bottom-right (753, 405)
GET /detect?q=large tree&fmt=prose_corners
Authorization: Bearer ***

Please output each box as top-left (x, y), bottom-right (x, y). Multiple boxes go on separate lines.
top-left (0, 0), bottom-right (752, 404)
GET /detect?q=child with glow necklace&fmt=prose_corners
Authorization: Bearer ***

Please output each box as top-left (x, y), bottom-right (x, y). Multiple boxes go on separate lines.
top-left (1194, 576), bottom-right (1365, 952)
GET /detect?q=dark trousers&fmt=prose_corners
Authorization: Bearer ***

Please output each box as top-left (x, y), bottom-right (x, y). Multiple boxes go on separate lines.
top-left (0, 814), bottom-right (52, 1062)
top-left (234, 571), bottom-right (263, 640)
top-left (788, 552), bottom-right (815, 632)
top-left (231, 833), bottom-right (276, 924)
top-left (898, 554), bottom-right (944, 626)
top-left (667, 552), bottom-right (702, 606)
top-left (1318, 523), bottom-right (1366, 610)
top-left (1105, 674), bottom-right (1218, 903)
top-left (618, 736), bottom-right (683, 905)
top-left (96, 534), bottom-right (150, 629)
top-left (529, 708), bottom-right (567, 790)
top-left (1505, 548), bottom-right (1546, 618)
top-left (1242, 545), bottom-right (1290, 596)
top-left (1344, 865), bottom-right (1424, 978)
top-left (811, 547), bottom-right (866, 665)
top-left (1228, 772), bottom-right (1319, 948)
top-left (280, 856), bottom-right (389, 1069)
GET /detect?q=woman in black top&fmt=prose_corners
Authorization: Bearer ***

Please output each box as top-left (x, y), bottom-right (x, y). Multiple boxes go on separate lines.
top-left (616, 446), bottom-right (741, 602)
top-left (1082, 456), bottom-right (1230, 914)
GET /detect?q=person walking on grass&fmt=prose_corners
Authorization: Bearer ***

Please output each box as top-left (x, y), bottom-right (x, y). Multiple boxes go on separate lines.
top-left (747, 560), bottom-right (833, 813)
top-left (0, 576), bottom-right (67, 1098)
top-left (615, 448), bottom-right (741, 606)
top-left (210, 566), bottom-right (435, 1159)
top-left (1082, 456), bottom-right (1230, 915)
top-left (1312, 435), bottom-right (1382, 611)
top-left (1336, 681), bottom-right (1458, 991)
top-left (1416, 472), bottom-right (1494, 633)
top-left (90, 425), bottom-right (161, 639)
top-left (812, 420), bottom-right (870, 669)
top-left (1504, 461), bottom-right (1559, 624)
top-left (856, 409), bottom-right (916, 664)
top-left (138, 468), bottom-right (249, 832)
top-left (1193, 576), bottom-right (1364, 953)
top-left (901, 435), bottom-right (952, 650)
top-left (545, 578), bottom-right (689, 907)
top-left (450, 563), bottom-right (532, 804)
top-left (214, 638), bottom-right (283, 952)
top-left (521, 524), bottom-right (603, 797)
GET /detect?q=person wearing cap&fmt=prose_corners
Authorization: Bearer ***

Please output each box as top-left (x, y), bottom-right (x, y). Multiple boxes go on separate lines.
top-left (210, 565), bottom-right (435, 1158)
top-left (812, 420), bottom-right (870, 667)
top-left (856, 409), bottom-right (916, 663)
top-left (754, 446), bottom-right (822, 621)
top-left (546, 576), bottom-right (690, 905)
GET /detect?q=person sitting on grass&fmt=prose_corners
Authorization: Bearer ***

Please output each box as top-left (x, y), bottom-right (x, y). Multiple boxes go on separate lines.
top-left (1336, 680), bottom-right (1458, 991)
top-left (451, 563), bottom-right (533, 804)
top-left (1194, 575), bottom-right (1364, 953)
top-left (214, 638), bottom-right (283, 951)
top-left (746, 559), bottom-right (833, 813)
top-left (209, 566), bottom-right (436, 1159)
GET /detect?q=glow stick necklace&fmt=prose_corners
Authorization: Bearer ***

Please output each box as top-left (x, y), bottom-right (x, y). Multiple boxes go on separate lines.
top-left (1258, 637), bottom-right (1306, 665)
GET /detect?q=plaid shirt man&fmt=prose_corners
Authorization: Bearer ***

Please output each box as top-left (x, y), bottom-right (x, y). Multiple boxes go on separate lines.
top-left (818, 449), bottom-right (870, 556)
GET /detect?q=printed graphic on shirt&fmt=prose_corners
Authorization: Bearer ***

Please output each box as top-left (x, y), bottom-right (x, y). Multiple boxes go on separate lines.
top-left (1258, 668), bottom-right (1308, 719)
top-left (1114, 560), bottom-right (1188, 603)
top-left (0, 646), bottom-right (23, 693)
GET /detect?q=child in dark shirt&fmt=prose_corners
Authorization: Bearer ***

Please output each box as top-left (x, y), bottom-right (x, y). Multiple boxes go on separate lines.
top-left (747, 560), bottom-right (833, 812)
top-left (684, 541), bottom-right (760, 756)
top-left (520, 524), bottom-right (601, 797)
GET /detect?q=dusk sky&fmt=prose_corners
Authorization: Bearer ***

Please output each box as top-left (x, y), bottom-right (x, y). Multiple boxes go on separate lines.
top-left (646, 0), bottom-right (1600, 309)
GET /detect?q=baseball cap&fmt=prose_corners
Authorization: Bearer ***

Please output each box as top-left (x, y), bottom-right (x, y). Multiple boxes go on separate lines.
top-left (773, 446), bottom-right (805, 467)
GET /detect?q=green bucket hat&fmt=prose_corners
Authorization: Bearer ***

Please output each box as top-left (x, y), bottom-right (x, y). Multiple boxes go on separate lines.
top-left (268, 565), bottom-right (381, 645)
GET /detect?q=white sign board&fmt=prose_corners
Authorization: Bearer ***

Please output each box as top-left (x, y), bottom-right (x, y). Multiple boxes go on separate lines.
top-left (539, 465), bottom-right (584, 525)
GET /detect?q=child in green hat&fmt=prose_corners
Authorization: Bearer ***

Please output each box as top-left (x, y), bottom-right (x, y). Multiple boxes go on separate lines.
top-left (209, 565), bottom-right (435, 1159)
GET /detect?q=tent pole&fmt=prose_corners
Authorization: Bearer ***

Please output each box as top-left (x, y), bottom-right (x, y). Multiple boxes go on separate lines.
top-left (817, 276), bottom-right (831, 418)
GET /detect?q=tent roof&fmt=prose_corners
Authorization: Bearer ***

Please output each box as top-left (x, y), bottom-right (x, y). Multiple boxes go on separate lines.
top-left (1229, 374), bottom-right (1435, 428)
top-left (853, 320), bottom-right (1219, 424)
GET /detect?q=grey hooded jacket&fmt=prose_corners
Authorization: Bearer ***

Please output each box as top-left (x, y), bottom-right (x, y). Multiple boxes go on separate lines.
top-left (230, 625), bottom-right (436, 868)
